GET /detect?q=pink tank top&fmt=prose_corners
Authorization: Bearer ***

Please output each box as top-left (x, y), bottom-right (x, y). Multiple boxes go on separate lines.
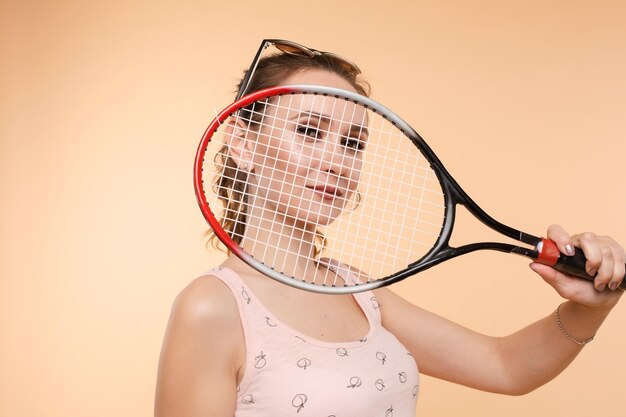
top-left (208, 267), bottom-right (420, 416)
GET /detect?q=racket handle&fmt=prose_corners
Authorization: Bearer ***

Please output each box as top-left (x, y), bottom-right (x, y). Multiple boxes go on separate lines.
top-left (537, 239), bottom-right (626, 290)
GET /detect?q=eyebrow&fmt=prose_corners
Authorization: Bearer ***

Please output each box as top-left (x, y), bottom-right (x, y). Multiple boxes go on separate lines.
top-left (289, 111), bottom-right (370, 138)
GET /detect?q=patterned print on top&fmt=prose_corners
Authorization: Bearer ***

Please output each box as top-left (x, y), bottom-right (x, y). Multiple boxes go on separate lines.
top-left (207, 267), bottom-right (420, 416)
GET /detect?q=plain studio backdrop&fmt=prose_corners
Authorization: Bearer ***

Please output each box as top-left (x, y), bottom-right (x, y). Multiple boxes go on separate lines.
top-left (1, 1), bottom-right (624, 416)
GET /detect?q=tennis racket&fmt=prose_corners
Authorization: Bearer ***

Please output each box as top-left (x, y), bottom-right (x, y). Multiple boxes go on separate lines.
top-left (194, 85), bottom-right (625, 294)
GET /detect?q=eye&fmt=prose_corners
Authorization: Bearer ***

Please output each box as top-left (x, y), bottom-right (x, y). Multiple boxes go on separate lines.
top-left (296, 124), bottom-right (322, 139)
top-left (342, 136), bottom-right (366, 151)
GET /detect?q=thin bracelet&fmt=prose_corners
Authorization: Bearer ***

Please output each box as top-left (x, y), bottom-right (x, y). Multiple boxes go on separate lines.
top-left (555, 302), bottom-right (595, 346)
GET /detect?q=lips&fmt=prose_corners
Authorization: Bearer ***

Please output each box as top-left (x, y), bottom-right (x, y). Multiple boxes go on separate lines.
top-left (306, 184), bottom-right (343, 201)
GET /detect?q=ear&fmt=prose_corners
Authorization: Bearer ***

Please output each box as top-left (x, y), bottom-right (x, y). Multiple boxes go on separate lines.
top-left (224, 117), bottom-right (255, 172)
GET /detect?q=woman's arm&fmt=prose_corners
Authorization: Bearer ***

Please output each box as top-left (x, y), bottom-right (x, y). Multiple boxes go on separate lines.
top-left (499, 226), bottom-right (623, 393)
top-left (378, 226), bottom-right (623, 395)
top-left (155, 277), bottom-right (245, 417)
top-left (495, 299), bottom-right (616, 394)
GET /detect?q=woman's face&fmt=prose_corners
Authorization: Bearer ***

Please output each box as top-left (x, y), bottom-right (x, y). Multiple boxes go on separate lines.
top-left (247, 69), bottom-right (367, 228)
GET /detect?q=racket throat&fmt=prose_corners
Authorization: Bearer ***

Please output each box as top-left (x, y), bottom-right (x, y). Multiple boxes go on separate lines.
top-left (406, 242), bottom-right (538, 275)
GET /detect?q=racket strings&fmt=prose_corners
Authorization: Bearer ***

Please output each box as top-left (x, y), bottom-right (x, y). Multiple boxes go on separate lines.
top-left (216, 157), bottom-right (442, 214)
top-left (244, 101), bottom-right (440, 181)
top-left (221, 207), bottom-right (432, 257)
top-left (215, 140), bottom-right (444, 218)
top-left (204, 92), bottom-right (446, 284)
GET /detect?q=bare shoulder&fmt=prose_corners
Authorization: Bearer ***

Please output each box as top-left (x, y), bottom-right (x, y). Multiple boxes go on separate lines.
top-left (162, 274), bottom-right (244, 362)
top-left (170, 274), bottom-right (240, 329)
top-left (372, 286), bottom-right (413, 311)
top-left (155, 275), bottom-right (242, 417)
top-left (373, 287), bottom-right (439, 330)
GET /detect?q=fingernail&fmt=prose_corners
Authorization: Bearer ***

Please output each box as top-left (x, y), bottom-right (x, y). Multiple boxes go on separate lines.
top-left (596, 283), bottom-right (606, 291)
top-left (565, 244), bottom-right (575, 256)
top-left (608, 282), bottom-right (618, 291)
top-left (588, 268), bottom-right (597, 277)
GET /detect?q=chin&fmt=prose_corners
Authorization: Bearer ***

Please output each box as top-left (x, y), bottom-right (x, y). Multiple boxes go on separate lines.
top-left (295, 206), bottom-right (345, 227)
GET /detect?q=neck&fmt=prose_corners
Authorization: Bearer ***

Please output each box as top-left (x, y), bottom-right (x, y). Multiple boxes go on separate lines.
top-left (241, 203), bottom-right (320, 277)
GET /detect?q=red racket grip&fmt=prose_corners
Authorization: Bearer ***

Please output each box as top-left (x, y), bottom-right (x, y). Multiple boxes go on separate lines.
top-left (536, 238), bottom-right (626, 290)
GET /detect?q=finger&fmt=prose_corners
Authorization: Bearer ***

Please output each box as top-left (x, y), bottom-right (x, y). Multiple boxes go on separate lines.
top-left (529, 262), bottom-right (584, 300)
top-left (546, 224), bottom-right (575, 256)
top-left (529, 262), bottom-right (563, 292)
top-left (594, 245), bottom-right (615, 292)
top-left (529, 262), bottom-right (617, 307)
top-left (571, 232), bottom-right (602, 277)
top-left (608, 242), bottom-right (625, 291)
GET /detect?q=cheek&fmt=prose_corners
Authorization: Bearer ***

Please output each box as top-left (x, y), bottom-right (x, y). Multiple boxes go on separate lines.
top-left (346, 158), bottom-right (363, 191)
top-left (267, 137), bottom-right (312, 179)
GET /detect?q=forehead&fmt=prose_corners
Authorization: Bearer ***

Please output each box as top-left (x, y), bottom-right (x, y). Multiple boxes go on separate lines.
top-left (280, 69), bottom-right (359, 93)
top-left (269, 70), bottom-right (366, 124)
top-left (267, 93), bottom-right (367, 128)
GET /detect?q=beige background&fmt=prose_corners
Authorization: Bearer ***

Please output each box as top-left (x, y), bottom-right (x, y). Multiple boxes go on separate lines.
top-left (1, 1), bottom-right (625, 416)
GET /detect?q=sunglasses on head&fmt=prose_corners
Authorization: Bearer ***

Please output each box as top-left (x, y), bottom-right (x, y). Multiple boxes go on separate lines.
top-left (235, 39), bottom-right (361, 100)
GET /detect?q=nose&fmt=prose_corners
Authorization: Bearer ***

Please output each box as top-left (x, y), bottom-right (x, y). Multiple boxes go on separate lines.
top-left (316, 135), bottom-right (354, 177)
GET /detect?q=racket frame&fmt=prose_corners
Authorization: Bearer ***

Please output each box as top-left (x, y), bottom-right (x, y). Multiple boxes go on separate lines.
top-left (195, 85), bottom-right (616, 293)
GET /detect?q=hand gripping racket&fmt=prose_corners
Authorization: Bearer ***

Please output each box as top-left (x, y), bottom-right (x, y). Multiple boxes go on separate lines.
top-left (194, 85), bottom-right (625, 294)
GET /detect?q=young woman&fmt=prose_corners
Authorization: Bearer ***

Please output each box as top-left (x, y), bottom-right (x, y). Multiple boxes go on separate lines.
top-left (155, 40), bottom-right (624, 417)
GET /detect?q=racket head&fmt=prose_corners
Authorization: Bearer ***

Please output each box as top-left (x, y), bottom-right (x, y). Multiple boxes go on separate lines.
top-left (194, 85), bottom-right (451, 293)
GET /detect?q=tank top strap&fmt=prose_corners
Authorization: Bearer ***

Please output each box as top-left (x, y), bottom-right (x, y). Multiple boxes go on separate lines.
top-left (199, 267), bottom-right (266, 394)
top-left (319, 258), bottom-right (382, 325)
